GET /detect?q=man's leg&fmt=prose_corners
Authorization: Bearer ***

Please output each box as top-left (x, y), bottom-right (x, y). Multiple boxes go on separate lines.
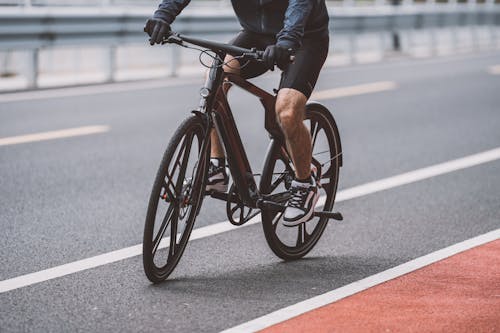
top-left (209, 55), bottom-right (241, 159)
top-left (276, 88), bottom-right (320, 226)
top-left (275, 88), bottom-right (311, 180)
top-left (205, 55), bottom-right (240, 192)
top-left (274, 35), bottom-right (329, 225)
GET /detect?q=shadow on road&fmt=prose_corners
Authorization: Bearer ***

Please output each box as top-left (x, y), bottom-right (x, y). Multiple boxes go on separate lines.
top-left (148, 255), bottom-right (396, 300)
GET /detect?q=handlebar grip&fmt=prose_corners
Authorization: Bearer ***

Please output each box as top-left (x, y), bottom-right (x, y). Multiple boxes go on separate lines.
top-left (254, 51), bottom-right (294, 63)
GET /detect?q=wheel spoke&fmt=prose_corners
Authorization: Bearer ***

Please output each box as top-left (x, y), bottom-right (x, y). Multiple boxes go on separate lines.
top-left (175, 133), bottom-right (194, 193)
top-left (296, 223), bottom-right (310, 247)
top-left (152, 205), bottom-right (175, 256)
top-left (168, 210), bottom-right (179, 259)
top-left (161, 138), bottom-right (188, 200)
top-left (268, 172), bottom-right (287, 194)
top-left (178, 219), bottom-right (188, 239)
top-left (180, 205), bottom-right (188, 218)
top-left (191, 133), bottom-right (205, 181)
top-left (272, 210), bottom-right (284, 232)
top-left (310, 119), bottom-right (320, 150)
top-left (321, 180), bottom-right (332, 194)
top-left (320, 152), bottom-right (343, 169)
top-left (168, 136), bottom-right (187, 183)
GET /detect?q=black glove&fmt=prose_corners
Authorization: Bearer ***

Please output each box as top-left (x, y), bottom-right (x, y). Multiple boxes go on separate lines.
top-left (262, 45), bottom-right (292, 71)
top-left (144, 18), bottom-right (171, 45)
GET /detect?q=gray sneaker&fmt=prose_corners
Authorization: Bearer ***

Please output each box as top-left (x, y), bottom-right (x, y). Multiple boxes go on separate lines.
top-left (282, 177), bottom-right (319, 227)
top-left (205, 159), bottom-right (229, 192)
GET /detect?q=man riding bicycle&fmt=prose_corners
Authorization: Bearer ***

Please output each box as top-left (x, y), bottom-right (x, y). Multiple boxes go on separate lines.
top-left (145, 0), bottom-right (330, 226)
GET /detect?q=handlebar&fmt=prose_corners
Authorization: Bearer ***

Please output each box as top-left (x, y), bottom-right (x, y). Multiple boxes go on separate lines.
top-left (163, 32), bottom-right (293, 63)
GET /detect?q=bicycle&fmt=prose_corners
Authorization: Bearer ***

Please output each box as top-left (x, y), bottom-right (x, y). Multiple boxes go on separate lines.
top-left (142, 33), bottom-right (343, 283)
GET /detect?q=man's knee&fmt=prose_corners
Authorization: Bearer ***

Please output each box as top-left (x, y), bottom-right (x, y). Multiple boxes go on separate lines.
top-left (223, 56), bottom-right (241, 74)
top-left (204, 54), bottom-right (241, 80)
top-left (276, 88), bottom-right (307, 135)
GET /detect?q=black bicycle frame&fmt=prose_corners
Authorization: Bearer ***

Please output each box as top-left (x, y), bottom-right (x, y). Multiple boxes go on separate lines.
top-left (198, 53), bottom-right (286, 208)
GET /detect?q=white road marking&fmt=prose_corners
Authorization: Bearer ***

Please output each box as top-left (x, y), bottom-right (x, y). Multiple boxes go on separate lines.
top-left (1, 146), bottom-right (500, 293)
top-left (311, 81), bottom-right (397, 100)
top-left (489, 65), bottom-right (500, 75)
top-left (0, 126), bottom-right (110, 146)
top-left (221, 228), bottom-right (500, 333)
top-left (0, 78), bottom-right (201, 104)
top-left (335, 147), bottom-right (500, 202)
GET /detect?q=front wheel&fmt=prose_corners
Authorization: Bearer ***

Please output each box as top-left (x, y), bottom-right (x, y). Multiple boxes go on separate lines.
top-left (260, 103), bottom-right (342, 260)
top-left (143, 115), bottom-right (209, 283)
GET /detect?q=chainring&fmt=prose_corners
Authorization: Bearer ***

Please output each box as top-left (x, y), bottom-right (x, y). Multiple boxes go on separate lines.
top-left (226, 184), bottom-right (256, 226)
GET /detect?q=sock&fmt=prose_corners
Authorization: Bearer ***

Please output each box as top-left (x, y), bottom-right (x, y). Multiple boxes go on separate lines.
top-left (295, 176), bottom-right (312, 184)
top-left (210, 157), bottom-right (225, 168)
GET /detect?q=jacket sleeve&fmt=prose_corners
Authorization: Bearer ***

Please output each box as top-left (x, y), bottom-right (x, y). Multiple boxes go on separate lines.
top-left (153, 0), bottom-right (192, 24)
top-left (276, 0), bottom-right (314, 51)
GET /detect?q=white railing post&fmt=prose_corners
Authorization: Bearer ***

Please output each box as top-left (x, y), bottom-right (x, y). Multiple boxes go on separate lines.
top-left (348, 33), bottom-right (357, 63)
top-left (27, 49), bottom-right (38, 89)
top-left (169, 46), bottom-right (180, 77)
top-left (470, 5), bottom-right (480, 50)
top-left (106, 45), bottom-right (117, 82)
top-left (1, 50), bottom-right (12, 77)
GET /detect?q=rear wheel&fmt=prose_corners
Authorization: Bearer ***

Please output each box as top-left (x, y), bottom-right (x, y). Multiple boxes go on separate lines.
top-left (260, 104), bottom-right (341, 260)
top-left (143, 115), bottom-right (209, 282)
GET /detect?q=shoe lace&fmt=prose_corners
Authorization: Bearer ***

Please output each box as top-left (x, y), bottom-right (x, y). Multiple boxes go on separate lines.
top-left (288, 186), bottom-right (310, 209)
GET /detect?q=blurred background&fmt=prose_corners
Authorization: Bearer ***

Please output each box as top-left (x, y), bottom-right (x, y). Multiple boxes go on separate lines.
top-left (1, 0), bottom-right (499, 90)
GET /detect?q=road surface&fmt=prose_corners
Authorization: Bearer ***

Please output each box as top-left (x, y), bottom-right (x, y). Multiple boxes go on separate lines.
top-left (0, 51), bottom-right (499, 332)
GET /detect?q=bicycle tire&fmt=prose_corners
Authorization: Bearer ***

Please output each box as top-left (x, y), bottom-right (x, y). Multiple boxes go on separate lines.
top-left (260, 103), bottom-right (341, 260)
top-left (143, 115), bottom-right (209, 283)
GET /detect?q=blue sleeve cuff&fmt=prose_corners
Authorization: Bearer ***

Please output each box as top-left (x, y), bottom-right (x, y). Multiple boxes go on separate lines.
top-left (276, 38), bottom-right (298, 52)
top-left (153, 9), bottom-right (175, 24)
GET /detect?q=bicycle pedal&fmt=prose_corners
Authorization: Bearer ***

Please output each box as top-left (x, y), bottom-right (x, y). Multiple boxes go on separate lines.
top-left (313, 211), bottom-right (343, 221)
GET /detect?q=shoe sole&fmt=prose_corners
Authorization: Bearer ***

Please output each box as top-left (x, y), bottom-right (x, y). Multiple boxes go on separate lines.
top-left (282, 192), bottom-right (320, 227)
top-left (205, 183), bottom-right (228, 193)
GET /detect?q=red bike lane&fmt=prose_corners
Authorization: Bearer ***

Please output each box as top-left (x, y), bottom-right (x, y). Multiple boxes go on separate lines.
top-left (261, 239), bottom-right (500, 333)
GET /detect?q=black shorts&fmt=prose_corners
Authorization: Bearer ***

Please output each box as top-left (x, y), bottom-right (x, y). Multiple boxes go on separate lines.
top-left (229, 30), bottom-right (329, 99)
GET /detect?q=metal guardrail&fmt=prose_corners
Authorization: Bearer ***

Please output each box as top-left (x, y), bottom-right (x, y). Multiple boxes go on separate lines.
top-left (2, 0), bottom-right (499, 8)
top-left (0, 6), bottom-right (499, 87)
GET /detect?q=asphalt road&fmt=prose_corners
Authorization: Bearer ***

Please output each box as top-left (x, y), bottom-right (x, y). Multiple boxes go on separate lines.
top-left (1, 51), bottom-right (499, 332)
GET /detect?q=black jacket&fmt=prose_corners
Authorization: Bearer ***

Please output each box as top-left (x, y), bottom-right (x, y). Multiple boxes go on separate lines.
top-left (153, 0), bottom-right (329, 50)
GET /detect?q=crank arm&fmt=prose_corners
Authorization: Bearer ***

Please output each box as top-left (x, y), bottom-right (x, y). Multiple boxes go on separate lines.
top-left (313, 211), bottom-right (343, 221)
top-left (257, 200), bottom-right (285, 213)
top-left (207, 191), bottom-right (240, 204)
top-left (259, 200), bottom-right (343, 221)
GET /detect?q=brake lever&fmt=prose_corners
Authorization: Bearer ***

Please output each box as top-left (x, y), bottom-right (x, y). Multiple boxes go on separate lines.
top-left (161, 34), bottom-right (183, 46)
top-left (242, 52), bottom-right (261, 60)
